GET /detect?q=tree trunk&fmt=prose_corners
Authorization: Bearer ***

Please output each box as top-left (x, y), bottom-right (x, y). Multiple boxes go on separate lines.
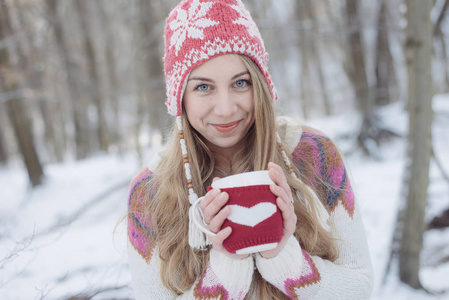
top-left (399, 0), bottom-right (433, 289)
top-left (295, 0), bottom-right (313, 119)
top-left (345, 0), bottom-right (380, 157)
top-left (304, 0), bottom-right (331, 116)
top-left (433, 0), bottom-right (449, 90)
top-left (345, 0), bottom-right (370, 114)
top-left (0, 0), bottom-right (44, 186)
top-left (11, 0), bottom-right (64, 163)
top-left (135, 0), bottom-right (168, 145)
top-left (0, 107), bottom-right (9, 163)
top-left (375, 0), bottom-right (395, 106)
top-left (74, 0), bottom-right (109, 153)
top-left (95, 0), bottom-right (122, 152)
top-left (46, 0), bottom-right (90, 159)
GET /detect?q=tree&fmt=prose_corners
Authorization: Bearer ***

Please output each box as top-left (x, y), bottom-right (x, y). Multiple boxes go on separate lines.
top-left (344, 0), bottom-right (398, 158)
top-left (295, 0), bottom-right (314, 119)
top-left (0, 0), bottom-right (44, 187)
top-left (344, 0), bottom-right (374, 154)
top-left (74, 0), bottom-right (109, 153)
top-left (133, 0), bottom-right (167, 158)
top-left (303, 0), bottom-right (331, 116)
top-left (46, 0), bottom-right (91, 160)
top-left (398, 0), bottom-right (433, 289)
top-left (433, 0), bottom-right (449, 91)
top-left (11, 0), bottom-right (64, 163)
top-left (374, 0), bottom-right (396, 106)
top-left (94, 0), bottom-right (122, 152)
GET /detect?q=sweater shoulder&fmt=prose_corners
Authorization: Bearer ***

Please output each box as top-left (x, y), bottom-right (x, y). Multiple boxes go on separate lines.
top-left (292, 125), bottom-right (339, 164)
top-left (292, 126), bottom-right (355, 216)
top-left (128, 167), bottom-right (158, 262)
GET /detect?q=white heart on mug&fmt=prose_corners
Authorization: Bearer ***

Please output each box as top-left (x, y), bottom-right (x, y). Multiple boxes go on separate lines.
top-left (227, 202), bottom-right (277, 227)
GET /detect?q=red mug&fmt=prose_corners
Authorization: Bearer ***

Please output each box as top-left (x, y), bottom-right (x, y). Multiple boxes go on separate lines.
top-left (192, 171), bottom-right (283, 254)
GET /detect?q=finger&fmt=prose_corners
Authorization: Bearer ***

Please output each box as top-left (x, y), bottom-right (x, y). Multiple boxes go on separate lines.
top-left (270, 183), bottom-right (291, 207)
top-left (212, 177), bottom-right (221, 183)
top-left (208, 205), bottom-right (231, 233)
top-left (268, 162), bottom-right (292, 196)
top-left (210, 226), bottom-right (232, 245)
top-left (200, 188), bottom-right (220, 210)
top-left (277, 197), bottom-right (297, 232)
top-left (202, 192), bottom-right (229, 224)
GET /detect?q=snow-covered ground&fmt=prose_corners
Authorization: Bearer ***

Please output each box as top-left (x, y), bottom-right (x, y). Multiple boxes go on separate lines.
top-left (0, 96), bottom-right (448, 299)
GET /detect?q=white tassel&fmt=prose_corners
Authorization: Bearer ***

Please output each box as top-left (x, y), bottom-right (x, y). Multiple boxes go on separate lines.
top-left (188, 188), bottom-right (210, 250)
top-left (189, 203), bottom-right (208, 250)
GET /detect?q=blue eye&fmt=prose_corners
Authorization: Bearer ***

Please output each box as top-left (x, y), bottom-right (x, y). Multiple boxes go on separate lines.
top-left (235, 80), bottom-right (247, 88)
top-left (235, 79), bottom-right (252, 89)
top-left (196, 84), bottom-right (209, 92)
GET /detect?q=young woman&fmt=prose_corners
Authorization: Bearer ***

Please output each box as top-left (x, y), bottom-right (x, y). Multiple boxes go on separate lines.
top-left (127, 0), bottom-right (373, 299)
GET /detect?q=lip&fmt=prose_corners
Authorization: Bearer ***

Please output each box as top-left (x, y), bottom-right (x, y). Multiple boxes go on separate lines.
top-left (212, 120), bottom-right (241, 133)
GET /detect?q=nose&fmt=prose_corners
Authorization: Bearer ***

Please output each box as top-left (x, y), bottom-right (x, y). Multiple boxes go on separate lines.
top-left (214, 90), bottom-right (237, 116)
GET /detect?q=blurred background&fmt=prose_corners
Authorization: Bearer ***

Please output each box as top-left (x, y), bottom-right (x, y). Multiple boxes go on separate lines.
top-left (0, 0), bottom-right (448, 299)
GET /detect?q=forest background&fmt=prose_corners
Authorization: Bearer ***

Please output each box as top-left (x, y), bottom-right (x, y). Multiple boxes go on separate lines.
top-left (0, 0), bottom-right (448, 299)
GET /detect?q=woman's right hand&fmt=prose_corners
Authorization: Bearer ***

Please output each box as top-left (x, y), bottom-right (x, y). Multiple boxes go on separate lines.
top-left (200, 177), bottom-right (250, 259)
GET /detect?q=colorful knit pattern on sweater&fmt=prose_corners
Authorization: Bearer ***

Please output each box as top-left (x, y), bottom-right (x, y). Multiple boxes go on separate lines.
top-left (127, 127), bottom-right (373, 299)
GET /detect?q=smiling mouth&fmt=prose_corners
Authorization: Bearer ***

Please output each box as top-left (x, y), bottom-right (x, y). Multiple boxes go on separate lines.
top-left (213, 120), bottom-right (241, 133)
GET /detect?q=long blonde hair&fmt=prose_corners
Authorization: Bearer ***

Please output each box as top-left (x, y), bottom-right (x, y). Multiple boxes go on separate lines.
top-left (145, 55), bottom-right (338, 298)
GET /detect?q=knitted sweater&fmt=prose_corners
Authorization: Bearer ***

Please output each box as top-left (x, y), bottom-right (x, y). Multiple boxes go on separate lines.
top-left (127, 119), bottom-right (373, 299)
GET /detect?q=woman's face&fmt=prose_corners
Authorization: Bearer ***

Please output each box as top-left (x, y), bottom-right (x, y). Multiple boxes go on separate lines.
top-left (183, 54), bottom-right (255, 157)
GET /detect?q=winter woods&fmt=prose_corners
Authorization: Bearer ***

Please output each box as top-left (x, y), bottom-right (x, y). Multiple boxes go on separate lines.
top-left (0, 0), bottom-right (448, 295)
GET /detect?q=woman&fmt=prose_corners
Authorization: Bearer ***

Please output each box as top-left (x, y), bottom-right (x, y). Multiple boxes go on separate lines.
top-left (127, 0), bottom-right (373, 299)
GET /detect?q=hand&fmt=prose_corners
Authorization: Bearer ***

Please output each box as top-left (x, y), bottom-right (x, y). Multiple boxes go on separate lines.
top-left (200, 178), bottom-right (250, 259)
top-left (259, 162), bottom-right (297, 259)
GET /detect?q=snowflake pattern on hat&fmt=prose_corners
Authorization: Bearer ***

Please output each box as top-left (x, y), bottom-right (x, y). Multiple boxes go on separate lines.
top-left (169, 0), bottom-right (219, 55)
top-left (230, 3), bottom-right (263, 40)
top-left (164, 0), bottom-right (279, 117)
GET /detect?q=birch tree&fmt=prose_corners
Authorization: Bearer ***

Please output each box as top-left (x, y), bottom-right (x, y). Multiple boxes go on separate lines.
top-left (399, 0), bottom-right (433, 289)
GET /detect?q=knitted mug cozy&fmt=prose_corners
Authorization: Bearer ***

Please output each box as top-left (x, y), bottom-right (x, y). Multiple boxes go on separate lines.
top-left (190, 171), bottom-right (283, 254)
top-left (210, 184), bottom-right (283, 254)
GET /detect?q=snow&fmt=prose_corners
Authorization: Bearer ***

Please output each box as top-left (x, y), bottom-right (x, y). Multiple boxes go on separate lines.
top-left (1, 95), bottom-right (448, 299)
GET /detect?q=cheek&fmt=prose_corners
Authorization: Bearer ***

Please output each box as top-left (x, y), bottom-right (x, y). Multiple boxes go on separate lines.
top-left (242, 93), bottom-right (255, 113)
top-left (184, 97), bottom-right (208, 124)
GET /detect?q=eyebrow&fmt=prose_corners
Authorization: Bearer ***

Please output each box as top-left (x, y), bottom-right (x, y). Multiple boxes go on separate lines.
top-left (188, 70), bottom-right (250, 82)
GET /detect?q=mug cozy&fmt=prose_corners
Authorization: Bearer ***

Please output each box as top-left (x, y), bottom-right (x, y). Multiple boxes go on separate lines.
top-left (208, 185), bottom-right (283, 254)
top-left (163, 0), bottom-right (279, 117)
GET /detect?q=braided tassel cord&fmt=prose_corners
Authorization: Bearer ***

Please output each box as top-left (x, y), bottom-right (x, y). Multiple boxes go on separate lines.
top-left (276, 132), bottom-right (330, 231)
top-left (176, 117), bottom-right (210, 250)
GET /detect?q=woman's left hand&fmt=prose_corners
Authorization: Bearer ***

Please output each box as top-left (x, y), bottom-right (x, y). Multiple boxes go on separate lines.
top-left (259, 162), bottom-right (297, 259)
